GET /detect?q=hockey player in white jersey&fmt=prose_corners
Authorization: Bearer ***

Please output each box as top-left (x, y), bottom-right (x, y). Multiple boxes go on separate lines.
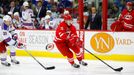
top-left (13, 12), bottom-right (22, 29)
top-left (0, 15), bottom-right (24, 66)
top-left (21, 1), bottom-right (34, 29)
top-left (40, 15), bottom-right (53, 29)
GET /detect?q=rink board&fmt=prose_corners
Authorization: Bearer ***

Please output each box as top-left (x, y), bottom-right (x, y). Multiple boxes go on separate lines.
top-left (13, 30), bottom-right (134, 61)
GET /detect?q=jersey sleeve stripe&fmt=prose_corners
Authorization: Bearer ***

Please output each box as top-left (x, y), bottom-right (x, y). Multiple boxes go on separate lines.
top-left (4, 37), bottom-right (11, 42)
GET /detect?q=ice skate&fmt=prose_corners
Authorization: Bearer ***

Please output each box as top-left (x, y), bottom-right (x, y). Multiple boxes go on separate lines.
top-left (72, 63), bottom-right (80, 68)
top-left (79, 61), bottom-right (88, 66)
top-left (11, 59), bottom-right (20, 64)
top-left (1, 62), bottom-right (11, 67)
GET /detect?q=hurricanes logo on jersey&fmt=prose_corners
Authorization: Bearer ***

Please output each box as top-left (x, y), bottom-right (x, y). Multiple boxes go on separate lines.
top-left (90, 33), bottom-right (115, 53)
top-left (124, 14), bottom-right (132, 20)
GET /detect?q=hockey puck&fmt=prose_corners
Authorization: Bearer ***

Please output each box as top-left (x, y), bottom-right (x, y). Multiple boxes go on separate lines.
top-left (46, 43), bottom-right (54, 51)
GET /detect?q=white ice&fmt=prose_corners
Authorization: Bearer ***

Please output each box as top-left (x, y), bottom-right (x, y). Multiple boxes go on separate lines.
top-left (0, 56), bottom-right (134, 75)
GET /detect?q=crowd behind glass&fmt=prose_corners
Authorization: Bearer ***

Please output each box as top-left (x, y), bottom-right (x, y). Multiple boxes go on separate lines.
top-left (0, 0), bottom-right (133, 30)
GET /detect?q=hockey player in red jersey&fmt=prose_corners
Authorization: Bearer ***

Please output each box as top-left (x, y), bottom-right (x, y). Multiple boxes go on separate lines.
top-left (54, 14), bottom-right (87, 68)
top-left (111, 2), bottom-right (134, 31)
top-left (0, 15), bottom-right (24, 66)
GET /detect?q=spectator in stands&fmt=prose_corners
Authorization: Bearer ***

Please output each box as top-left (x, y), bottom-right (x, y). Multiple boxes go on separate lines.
top-left (8, 1), bottom-right (19, 14)
top-left (58, 0), bottom-right (73, 8)
top-left (85, 6), bottom-right (102, 30)
top-left (35, 0), bottom-right (46, 19)
top-left (51, 5), bottom-right (58, 19)
top-left (46, 10), bottom-right (53, 21)
top-left (40, 15), bottom-right (53, 29)
top-left (108, 3), bottom-right (120, 19)
top-left (0, 0), bottom-right (10, 15)
top-left (57, 0), bottom-right (73, 14)
top-left (28, 0), bottom-right (36, 15)
top-left (21, 1), bottom-right (35, 29)
top-left (42, 0), bottom-right (48, 7)
top-left (46, 0), bottom-right (58, 10)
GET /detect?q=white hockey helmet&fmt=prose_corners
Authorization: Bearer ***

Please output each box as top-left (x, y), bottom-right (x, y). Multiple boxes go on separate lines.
top-left (46, 10), bottom-right (52, 13)
top-left (64, 10), bottom-right (69, 15)
top-left (3, 15), bottom-right (12, 21)
top-left (23, 1), bottom-right (29, 7)
top-left (45, 15), bottom-right (50, 20)
top-left (14, 12), bottom-right (20, 16)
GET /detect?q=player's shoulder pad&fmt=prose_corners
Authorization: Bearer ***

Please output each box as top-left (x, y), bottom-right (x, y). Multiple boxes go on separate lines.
top-left (2, 23), bottom-right (9, 30)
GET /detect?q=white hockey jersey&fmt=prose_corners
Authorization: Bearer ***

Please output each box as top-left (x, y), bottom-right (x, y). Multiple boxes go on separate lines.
top-left (40, 18), bottom-right (52, 29)
top-left (13, 18), bottom-right (22, 28)
top-left (40, 18), bottom-right (60, 29)
top-left (22, 9), bottom-right (34, 29)
top-left (0, 23), bottom-right (16, 45)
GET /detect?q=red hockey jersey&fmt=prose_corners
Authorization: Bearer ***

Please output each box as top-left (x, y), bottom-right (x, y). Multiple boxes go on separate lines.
top-left (118, 9), bottom-right (134, 31)
top-left (54, 21), bottom-right (78, 43)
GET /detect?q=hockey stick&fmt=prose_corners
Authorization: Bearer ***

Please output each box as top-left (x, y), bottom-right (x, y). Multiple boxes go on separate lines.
top-left (84, 48), bottom-right (123, 72)
top-left (24, 48), bottom-right (55, 70)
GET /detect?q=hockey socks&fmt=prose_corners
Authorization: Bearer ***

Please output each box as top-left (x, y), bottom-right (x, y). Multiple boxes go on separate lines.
top-left (10, 52), bottom-right (20, 64)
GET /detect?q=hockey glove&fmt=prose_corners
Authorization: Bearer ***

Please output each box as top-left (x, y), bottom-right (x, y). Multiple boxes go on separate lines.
top-left (14, 42), bottom-right (25, 49)
top-left (69, 37), bottom-right (83, 47)
top-left (76, 39), bottom-right (83, 47)
top-left (12, 33), bottom-right (18, 41)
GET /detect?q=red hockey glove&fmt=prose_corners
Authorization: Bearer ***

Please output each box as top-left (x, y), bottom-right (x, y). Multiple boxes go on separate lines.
top-left (69, 37), bottom-right (83, 47)
top-left (76, 40), bottom-right (83, 47)
top-left (68, 37), bottom-right (77, 45)
top-left (15, 42), bottom-right (25, 49)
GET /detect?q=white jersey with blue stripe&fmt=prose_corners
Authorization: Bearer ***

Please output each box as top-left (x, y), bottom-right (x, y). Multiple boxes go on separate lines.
top-left (0, 23), bottom-right (16, 45)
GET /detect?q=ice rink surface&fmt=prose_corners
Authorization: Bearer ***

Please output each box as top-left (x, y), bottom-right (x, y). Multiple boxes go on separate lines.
top-left (0, 57), bottom-right (134, 75)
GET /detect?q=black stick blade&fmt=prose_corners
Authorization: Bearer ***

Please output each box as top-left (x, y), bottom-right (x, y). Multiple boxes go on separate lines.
top-left (45, 66), bottom-right (55, 70)
top-left (114, 67), bottom-right (123, 72)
